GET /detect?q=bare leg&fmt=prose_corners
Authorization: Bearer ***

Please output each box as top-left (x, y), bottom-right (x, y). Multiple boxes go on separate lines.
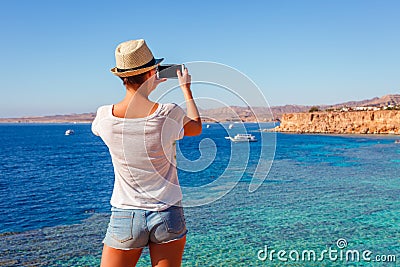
top-left (149, 236), bottom-right (186, 267)
top-left (100, 244), bottom-right (143, 267)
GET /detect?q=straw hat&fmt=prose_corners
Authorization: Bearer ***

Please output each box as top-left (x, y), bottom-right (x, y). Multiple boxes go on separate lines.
top-left (110, 39), bottom-right (164, 77)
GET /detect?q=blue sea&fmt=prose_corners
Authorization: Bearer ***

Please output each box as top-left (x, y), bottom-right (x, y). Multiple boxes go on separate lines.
top-left (0, 123), bottom-right (399, 266)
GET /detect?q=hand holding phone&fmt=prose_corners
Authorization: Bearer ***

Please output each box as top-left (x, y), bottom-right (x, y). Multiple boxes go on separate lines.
top-left (157, 64), bottom-right (184, 79)
top-left (177, 66), bottom-right (191, 91)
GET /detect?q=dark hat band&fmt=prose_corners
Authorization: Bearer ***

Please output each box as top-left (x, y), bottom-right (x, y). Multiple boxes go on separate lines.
top-left (116, 58), bottom-right (156, 73)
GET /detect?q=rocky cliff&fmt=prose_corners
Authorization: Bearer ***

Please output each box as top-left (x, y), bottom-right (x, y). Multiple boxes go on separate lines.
top-left (275, 110), bottom-right (400, 134)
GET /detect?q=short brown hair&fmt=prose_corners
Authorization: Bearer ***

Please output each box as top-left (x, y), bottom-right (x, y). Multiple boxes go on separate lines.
top-left (120, 70), bottom-right (151, 86)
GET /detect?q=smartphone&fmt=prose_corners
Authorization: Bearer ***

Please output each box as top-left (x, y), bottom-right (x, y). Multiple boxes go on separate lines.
top-left (157, 64), bottom-right (184, 79)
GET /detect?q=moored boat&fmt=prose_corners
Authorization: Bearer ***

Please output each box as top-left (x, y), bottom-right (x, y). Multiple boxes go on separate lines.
top-left (65, 129), bottom-right (75, 135)
top-left (225, 133), bottom-right (257, 142)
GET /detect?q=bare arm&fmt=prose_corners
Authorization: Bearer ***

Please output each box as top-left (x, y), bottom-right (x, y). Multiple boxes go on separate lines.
top-left (177, 68), bottom-right (202, 136)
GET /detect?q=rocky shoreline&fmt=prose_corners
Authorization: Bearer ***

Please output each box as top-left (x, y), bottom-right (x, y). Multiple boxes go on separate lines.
top-left (274, 110), bottom-right (400, 135)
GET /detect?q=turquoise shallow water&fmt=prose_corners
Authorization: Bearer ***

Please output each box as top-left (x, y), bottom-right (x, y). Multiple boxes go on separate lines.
top-left (0, 124), bottom-right (399, 266)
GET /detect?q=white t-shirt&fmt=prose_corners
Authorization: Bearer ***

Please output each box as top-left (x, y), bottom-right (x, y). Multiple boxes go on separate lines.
top-left (91, 103), bottom-right (186, 211)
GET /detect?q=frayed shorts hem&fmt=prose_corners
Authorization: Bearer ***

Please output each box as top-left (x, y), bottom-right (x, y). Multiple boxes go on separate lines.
top-left (102, 230), bottom-right (187, 251)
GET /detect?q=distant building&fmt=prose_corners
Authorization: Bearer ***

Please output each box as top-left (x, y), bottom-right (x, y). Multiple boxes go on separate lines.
top-left (354, 106), bottom-right (381, 111)
top-left (383, 105), bottom-right (395, 110)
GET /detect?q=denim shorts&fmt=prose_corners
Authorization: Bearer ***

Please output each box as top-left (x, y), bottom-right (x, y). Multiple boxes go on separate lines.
top-left (103, 203), bottom-right (187, 250)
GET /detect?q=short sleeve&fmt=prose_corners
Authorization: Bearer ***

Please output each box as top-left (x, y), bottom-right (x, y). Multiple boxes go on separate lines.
top-left (168, 103), bottom-right (186, 140)
top-left (91, 106), bottom-right (106, 136)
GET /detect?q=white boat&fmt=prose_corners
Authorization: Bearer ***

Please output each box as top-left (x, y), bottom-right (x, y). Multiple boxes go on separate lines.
top-left (206, 124), bottom-right (210, 128)
top-left (225, 133), bottom-right (257, 142)
top-left (395, 140), bottom-right (400, 144)
top-left (228, 124), bottom-right (234, 129)
top-left (65, 129), bottom-right (75, 135)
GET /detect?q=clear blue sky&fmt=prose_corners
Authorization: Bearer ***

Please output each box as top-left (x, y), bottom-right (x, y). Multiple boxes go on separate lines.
top-left (0, 0), bottom-right (399, 117)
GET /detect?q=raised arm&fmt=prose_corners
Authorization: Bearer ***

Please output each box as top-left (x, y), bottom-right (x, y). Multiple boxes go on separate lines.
top-left (177, 67), bottom-right (202, 136)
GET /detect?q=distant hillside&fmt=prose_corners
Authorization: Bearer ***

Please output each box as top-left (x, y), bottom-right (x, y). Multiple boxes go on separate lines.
top-left (199, 105), bottom-right (310, 122)
top-left (0, 113), bottom-right (95, 123)
top-left (328, 94), bottom-right (400, 109)
top-left (200, 94), bottom-right (400, 121)
top-left (1, 94), bottom-right (398, 123)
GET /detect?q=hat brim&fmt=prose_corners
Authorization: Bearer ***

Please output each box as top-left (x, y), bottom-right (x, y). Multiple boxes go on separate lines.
top-left (110, 58), bottom-right (164, 77)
